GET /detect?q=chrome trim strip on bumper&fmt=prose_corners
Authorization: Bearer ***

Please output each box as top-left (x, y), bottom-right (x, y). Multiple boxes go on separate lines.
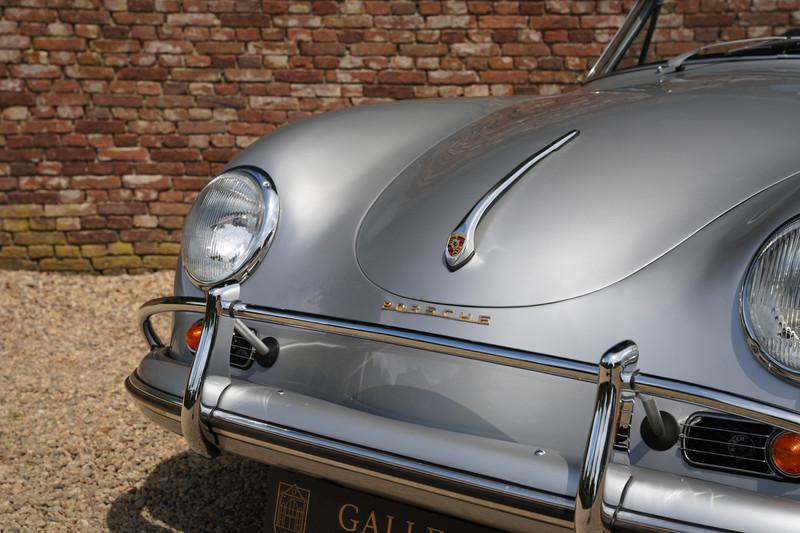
top-left (138, 295), bottom-right (800, 435)
top-left (136, 294), bottom-right (800, 532)
top-left (125, 371), bottom-right (181, 423)
top-left (139, 296), bottom-right (598, 382)
top-left (211, 408), bottom-right (576, 529)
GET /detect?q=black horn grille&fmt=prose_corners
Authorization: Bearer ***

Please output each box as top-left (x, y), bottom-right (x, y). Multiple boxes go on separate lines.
top-left (229, 328), bottom-right (256, 369)
top-left (682, 413), bottom-right (775, 478)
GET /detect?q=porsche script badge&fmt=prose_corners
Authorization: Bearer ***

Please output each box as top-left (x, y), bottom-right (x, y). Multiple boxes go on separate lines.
top-left (382, 299), bottom-right (491, 326)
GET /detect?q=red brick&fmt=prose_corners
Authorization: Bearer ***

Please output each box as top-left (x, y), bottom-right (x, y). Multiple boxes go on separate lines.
top-left (98, 147), bottom-right (148, 161)
top-left (129, 0), bottom-right (155, 11)
top-left (0, 93), bottom-right (36, 106)
top-left (59, 10), bottom-right (111, 24)
top-left (22, 121), bottom-right (73, 134)
top-left (33, 37), bottom-right (86, 50)
top-left (144, 41), bottom-right (194, 54)
top-left (91, 39), bottom-right (141, 53)
top-left (739, 12), bottom-right (789, 25)
top-left (351, 42), bottom-right (397, 55)
top-left (0, 149), bottom-right (44, 162)
top-left (274, 70), bottom-right (325, 83)
top-left (10, 64), bottom-right (62, 78)
top-left (120, 229), bottom-right (169, 242)
top-left (0, 36), bottom-right (31, 49)
top-left (531, 15), bottom-right (580, 29)
top-left (92, 94), bottom-right (143, 107)
top-left (178, 121), bottom-right (228, 134)
top-left (300, 42), bottom-right (347, 56)
top-left (71, 177), bottom-right (121, 189)
top-left (121, 175), bottom-right (171, 189)
top-left (502, 43), bottom-right (552, 56)
top-left (97, 202), bottom-right (147, 215)
top-left (223, 69), bottom-right (273, 82)
top-left (479, 70), bottom-right (530, 83)
top-left (400, 43), bottom-right (449, 56)
top-left (219, 14), bottom-right (272, 26)
top-left (118, 67), bottom-right (169, 80)
top-left (65, 65), bottom-right (115, 79)
top-left (202, 149), bottom-right (239, 162)
top-left (174, 178), bottom-right (211, 190)
top-left (45, 148), bottom-right (96, 161)
top-left (75, 121), bottom-right (126, 134)
top-left (227, 122), bottom-right (276, 135)
top-left (66, 230), bottom-right (118, 244)
top-left (196, 42), bottom-right (244, 54)
top-left (478, 15), bottom-right (529, 28)
top-left (151, 149), bottom-right (202, 162)
top-left (377, 70), bottom-right (427, 84)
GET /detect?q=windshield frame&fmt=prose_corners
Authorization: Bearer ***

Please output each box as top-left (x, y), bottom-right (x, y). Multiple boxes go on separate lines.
top-left (586, 0), bottom-right (800, 83)
top-left (585, 0), bottom-right (661, 81)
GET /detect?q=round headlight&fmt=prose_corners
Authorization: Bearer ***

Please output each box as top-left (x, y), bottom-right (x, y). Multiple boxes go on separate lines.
top-left (182, 168), bottom-right (278, 287)
top-left (742, 216), bottom-right (800, 384)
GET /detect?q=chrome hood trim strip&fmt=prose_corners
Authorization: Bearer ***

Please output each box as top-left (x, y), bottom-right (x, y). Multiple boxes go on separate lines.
top-left (444, 129), bottom-right (579, 271)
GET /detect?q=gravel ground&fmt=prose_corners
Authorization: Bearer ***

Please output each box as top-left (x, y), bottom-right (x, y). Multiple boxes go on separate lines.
top-left (0, 271), bottom-right (271, 532)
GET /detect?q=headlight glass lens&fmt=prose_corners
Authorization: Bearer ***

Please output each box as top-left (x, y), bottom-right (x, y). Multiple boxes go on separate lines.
top-left (182, 170), bottom-right (277, 286)
top-left (743, 217), bottom-right (800, 381)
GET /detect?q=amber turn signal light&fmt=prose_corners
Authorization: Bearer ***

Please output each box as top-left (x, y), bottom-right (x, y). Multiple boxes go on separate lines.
top-left (186, 321), bottom-right (204, 353)
top-left (770, 432), bottom-right (800, 477)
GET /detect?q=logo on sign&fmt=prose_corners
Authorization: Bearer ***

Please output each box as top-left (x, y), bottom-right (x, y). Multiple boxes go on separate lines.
top-left (274, 482), bottom-right (311, 533)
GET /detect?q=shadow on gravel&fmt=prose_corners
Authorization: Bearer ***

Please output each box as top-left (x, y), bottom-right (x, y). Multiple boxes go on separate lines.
top-left (107, 452), bottom-right (272, 532)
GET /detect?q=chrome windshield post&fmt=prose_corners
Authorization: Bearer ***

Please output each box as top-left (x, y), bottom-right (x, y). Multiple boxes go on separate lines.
top-left (585, 0), bottom-right (657, 81)
top-left (574, 341), bottom-right (639, 533)
top-left (180, 283), bottom-right (239, 458)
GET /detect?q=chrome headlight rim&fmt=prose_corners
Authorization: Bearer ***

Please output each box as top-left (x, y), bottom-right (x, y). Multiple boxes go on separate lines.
top-left (741, 215), bottom-right (800, 386)
top-left (182, 166), bottom-right (279, 289)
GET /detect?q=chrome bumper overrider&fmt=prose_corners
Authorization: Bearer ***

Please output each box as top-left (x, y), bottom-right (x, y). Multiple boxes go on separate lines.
top-left (131, 289), bottom-right (800, 532)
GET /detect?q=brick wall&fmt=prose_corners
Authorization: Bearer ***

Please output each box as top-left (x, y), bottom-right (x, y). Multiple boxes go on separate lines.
top-left (0, 1), bottom-right (798, 273)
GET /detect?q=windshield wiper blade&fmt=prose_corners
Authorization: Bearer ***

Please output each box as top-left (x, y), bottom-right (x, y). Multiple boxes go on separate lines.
top-left (725, 39), bottom-right (800, 57)
top-left (658, 36), bottom-right (800, 74)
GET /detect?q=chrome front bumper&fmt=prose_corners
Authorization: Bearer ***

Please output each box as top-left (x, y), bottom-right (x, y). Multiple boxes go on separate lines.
top-left (129, 288), bottom-right (800, 533)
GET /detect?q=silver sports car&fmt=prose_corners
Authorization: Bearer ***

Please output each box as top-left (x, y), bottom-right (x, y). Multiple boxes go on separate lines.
top-left (127, 1), bottom-right (800, 531)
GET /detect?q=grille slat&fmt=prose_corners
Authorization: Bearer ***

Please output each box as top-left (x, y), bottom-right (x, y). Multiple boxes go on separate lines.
top-left (685, 425), bottom-right (773, 438)
top-left (682, 413), bottom-right (776, 478)
top-left (680, 434), bottom-right (767, 450)
top-left (680, 447), bottom-right (768, 463)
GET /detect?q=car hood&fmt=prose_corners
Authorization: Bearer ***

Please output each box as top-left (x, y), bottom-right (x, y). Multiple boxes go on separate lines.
top-left (356, 72), bottom-right (800, 307)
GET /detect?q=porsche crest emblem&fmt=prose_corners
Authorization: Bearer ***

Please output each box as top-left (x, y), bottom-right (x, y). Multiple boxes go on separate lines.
top-left (446, 233), bottom-right (466, 258)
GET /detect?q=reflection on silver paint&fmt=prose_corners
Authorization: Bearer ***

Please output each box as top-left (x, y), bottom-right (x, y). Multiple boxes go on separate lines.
top-left (616, 464), bottom-right (800, 532)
